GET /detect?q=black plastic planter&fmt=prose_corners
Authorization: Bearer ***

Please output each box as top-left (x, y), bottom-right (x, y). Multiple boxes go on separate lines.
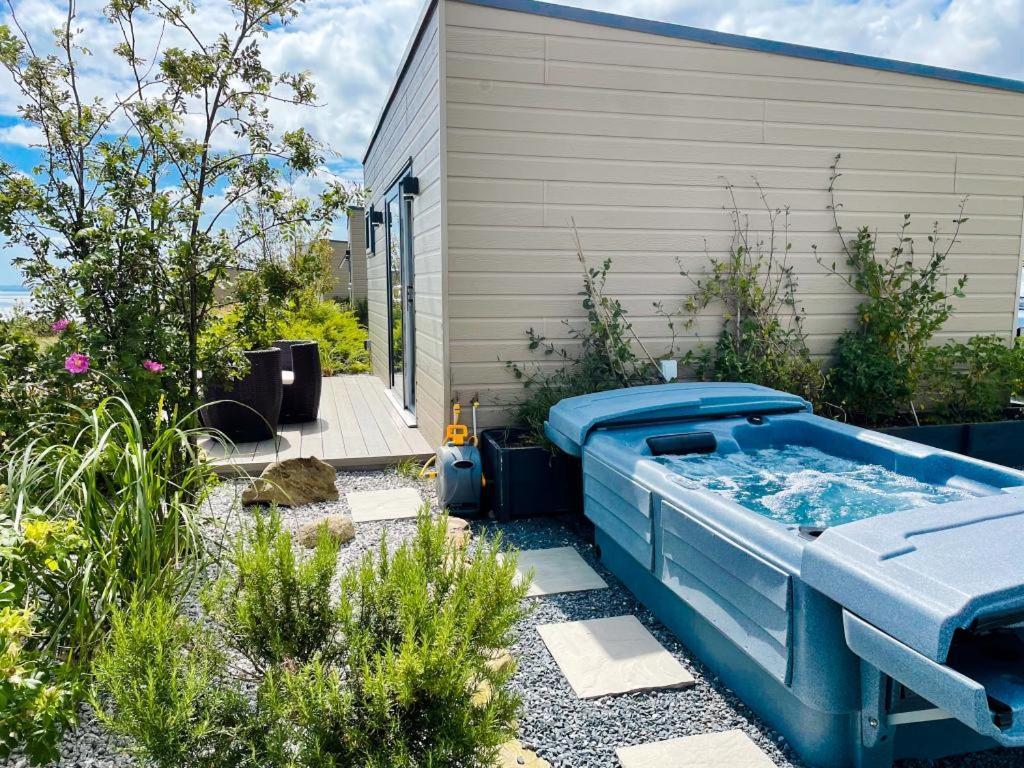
top-left (881, 420), bottom-right (1024, 469)
top-left (480, 428), bottom-right (581, 520)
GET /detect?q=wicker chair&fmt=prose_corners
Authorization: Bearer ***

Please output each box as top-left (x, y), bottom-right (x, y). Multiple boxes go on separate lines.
top-left (201, 347), bottom-right (283, 442)
top-left (274, 340), bottom-right (322, 424)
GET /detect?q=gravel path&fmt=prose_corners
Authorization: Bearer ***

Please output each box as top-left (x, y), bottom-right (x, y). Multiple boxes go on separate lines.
top-left (476, 515), bottom-right (801, 768)
top-left (18, 467), bottom-right (1024, 768)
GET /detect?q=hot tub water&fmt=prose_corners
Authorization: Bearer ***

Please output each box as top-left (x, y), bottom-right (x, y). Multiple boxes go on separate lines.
top-left (657, 445), bottom-right (978, 528)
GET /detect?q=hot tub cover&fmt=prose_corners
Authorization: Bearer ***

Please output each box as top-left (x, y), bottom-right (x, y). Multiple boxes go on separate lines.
top-left (803, 493), bottom-right (1024, 663)
top-left (544, 382), bottom-right (812, 456)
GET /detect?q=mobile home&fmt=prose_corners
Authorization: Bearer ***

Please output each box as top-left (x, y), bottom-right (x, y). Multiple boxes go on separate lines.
top-left (362, 0), bottom-right (1024, 445)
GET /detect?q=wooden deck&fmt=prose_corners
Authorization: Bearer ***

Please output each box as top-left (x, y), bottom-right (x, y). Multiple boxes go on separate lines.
top-left (203, 375), bottom-right (433, 474)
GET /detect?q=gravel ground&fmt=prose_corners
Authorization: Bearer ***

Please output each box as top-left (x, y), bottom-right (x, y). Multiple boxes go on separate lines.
top-left (476, 514), bottom-right (801, 768)
top-left (17, 467), bottom-right (1024, 768)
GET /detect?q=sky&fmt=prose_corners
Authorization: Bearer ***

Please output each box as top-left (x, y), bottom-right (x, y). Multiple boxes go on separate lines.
top-left (0, 0), bottom-right (1022, 286)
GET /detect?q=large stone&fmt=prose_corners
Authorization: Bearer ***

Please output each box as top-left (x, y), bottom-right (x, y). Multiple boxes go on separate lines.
top-left (242, 457), bottom-right (339, 507)
top-left (297, 514), bottom-right (355, 548)
top-left (497, 740), bottom-right (551, 768)
top-left (446, 516), bottom-right (472, 548)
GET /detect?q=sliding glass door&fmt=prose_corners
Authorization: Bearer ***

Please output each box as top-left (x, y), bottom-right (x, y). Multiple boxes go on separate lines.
top-left (384, 177), bottom-right (415, 414)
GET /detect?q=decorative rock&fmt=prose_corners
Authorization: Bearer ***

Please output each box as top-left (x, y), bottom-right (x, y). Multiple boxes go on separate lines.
top-left (447, 516), bottom-right (472, 548)
top-left (297, 514), bottom-right (355, 548)
top-left (497, 740), bottom-right (551, 768)
top-left (242, 457), bottom-right (339, 507)
top-left (486, 648), bottom-right (514, 674)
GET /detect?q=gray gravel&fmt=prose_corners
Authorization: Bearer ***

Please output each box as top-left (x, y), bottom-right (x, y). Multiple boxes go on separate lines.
top-left (476, 515), bottom-right (801, 768)
top-left (16, 468), bottom-right (1024, 768)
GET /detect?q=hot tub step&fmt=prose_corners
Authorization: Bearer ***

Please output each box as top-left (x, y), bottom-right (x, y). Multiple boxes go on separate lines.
top-left (537, 615), bottom-right (694, 699)
top-left (615, 730), bottom-right (776, 768)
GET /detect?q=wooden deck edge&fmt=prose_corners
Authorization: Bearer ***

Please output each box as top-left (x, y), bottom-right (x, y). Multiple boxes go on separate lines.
top-left (212, 450), bottom-right (434, 477)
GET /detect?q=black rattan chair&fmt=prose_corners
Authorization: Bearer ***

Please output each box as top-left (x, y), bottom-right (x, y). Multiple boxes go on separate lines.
top-left (274, 340), bottom-right (322, 424)
top-left (201, 347), bottom-right (283, 442)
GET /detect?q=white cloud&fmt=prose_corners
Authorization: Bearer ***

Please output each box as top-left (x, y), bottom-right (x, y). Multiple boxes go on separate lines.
top-left (0, 122), bottom-right (44, 145)
top-left (1, 0), bottom-right (1020, 175)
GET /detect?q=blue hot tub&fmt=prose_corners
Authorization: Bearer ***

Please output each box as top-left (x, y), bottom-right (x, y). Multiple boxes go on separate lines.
top-left (546, 383), bottom-right (1024, 768)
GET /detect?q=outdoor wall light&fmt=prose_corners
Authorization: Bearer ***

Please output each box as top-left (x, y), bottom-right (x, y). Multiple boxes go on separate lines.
top-left (400, 176), bottom-right (420, 198)
top-left (368, 207), bottom-right (384, 225)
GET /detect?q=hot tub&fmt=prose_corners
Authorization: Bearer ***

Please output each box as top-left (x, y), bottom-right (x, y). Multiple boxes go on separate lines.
top-left (546, 383), bottom-right (1024, 768)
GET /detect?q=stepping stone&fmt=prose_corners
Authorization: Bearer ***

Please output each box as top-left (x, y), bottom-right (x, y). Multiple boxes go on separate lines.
top-left (616, 730), bottom-right (776, 768)
top-left (510, 546), bottom-right (608, 596)
top-left (537, 615), bottom-right (694, 699)
top-left (346, 487), bottom-right (422, 522)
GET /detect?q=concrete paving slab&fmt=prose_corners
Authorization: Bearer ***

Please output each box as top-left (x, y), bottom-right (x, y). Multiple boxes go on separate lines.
top-left (537, 615), bottom-right (694, 699)
top-left (513, 547), bottom-right (609, 596)
top-left (346, 487), bottom-right (422, 522)
top-left (616, 730), bottom-right (776, 768)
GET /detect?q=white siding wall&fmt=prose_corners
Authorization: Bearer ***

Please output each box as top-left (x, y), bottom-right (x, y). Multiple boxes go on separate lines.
top-left (326, 240), bottom-right (350, 301)
top-left (364, 5), bottom-right (446, 444)
top-left (346, 207), bottom-right (368, 304)
top-left (443, 0), bottom-right (1024, 427)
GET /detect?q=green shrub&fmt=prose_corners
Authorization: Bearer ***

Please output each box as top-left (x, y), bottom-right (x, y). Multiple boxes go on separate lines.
top-left (92, 597), bottom-right (252, 768)
top-left (821, 156), bottom-right (968, 425)
top-left (916, 336), bottom-right (1024, 424)
top-left (669, 182), bottom-right (822, 402)
top-left (0, 581), bottom-right (76, 766)
top-left (273, 299), bottom-right (370, 375)
top-left (95, 509), bottom-right (529, 768)
top-left (204, 509), bottom-right (341, 669)
top-left (1, 396), bottom-right (213, 662)
top-left (509, 231), bottom-right (662, 443)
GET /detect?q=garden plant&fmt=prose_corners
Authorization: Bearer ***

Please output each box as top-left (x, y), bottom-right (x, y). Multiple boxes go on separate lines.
top-left (93, 509), bottom-right (530, 768)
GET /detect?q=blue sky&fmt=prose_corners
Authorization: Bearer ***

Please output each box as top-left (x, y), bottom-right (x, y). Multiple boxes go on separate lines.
top-left (1, 0), bottom-right (1022, 286)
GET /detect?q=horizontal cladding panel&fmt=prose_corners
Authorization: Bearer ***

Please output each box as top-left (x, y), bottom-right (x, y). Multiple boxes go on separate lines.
top-left (446, 51), bottom-right (545, 83)
top-left (447, 103), bottom-right (766, 143)
top-left (448, 176), bottom-right (1023, 217)
top-left (447, 153), bottom-right (967, 193)
top-left (544, 61), bottom-right (1024, 118)
top-left (447, 325), bottom-right (1016, 365)
top-left (447, 77), bottom-right (764, 121)
top-left (544, 35), bottom-right (988, 92)
top-left (446, 4), bottom-right (718, 48)
top-left (448, 293), bottom-right (1010, 319)
top-left (446, 26), bottom-right (545, 59)
top-left (765, 123), bottom-right (1024, 162)
top-left (449, 311), bottom-right (1016, 342)
top-left (764, 100), bottom-right (1024, 139)
top-left (540, 182), bottom-right (1024, 217)
top-left (447, 226), bottom-right (1023, 256)
top-left (446, 128), bottom-right (963, 175)
top-left (447, 250), bottom-right (1022, 275)
top-left (448, 202), bottom-right (1022, 236)
top-left (446, 271), bottom-right (1018, 295)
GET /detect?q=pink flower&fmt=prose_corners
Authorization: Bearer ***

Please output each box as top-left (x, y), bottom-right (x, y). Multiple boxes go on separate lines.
top-left (51, 318), bottom-right (70, 332)
top-left (64, 353), bottom-right (89, 374)
top-left (142, 359), bottom-right (165, 373)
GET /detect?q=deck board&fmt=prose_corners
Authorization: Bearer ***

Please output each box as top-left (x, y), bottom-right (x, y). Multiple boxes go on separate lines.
top-left (203, 375), bottom-right (433, 475)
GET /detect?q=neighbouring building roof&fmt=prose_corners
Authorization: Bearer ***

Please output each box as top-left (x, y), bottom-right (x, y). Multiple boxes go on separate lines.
top-left (362, 0), bottom-right (1024, 164)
